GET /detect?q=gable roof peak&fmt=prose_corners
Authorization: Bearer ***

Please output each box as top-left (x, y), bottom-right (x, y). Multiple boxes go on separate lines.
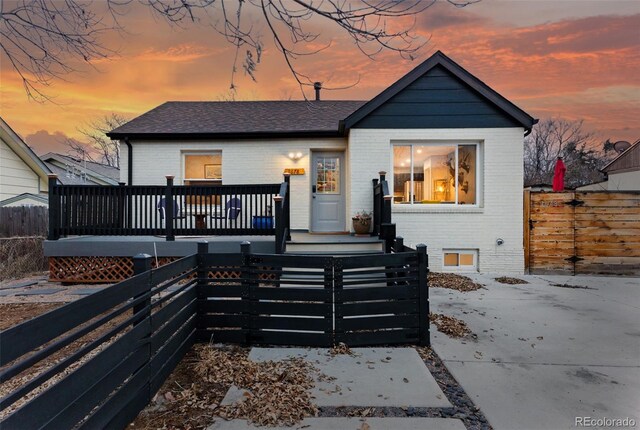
top-left (342, 50), bottom-right (537, 132)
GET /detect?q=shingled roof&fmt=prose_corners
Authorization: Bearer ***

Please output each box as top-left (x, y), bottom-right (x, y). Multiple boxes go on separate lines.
top-left (107, 101), bottom-right (365, 139)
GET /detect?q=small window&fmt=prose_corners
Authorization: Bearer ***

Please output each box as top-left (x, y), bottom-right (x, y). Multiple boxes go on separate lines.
top-left (183, 152), bottom-right (222, 185)
top-left (443, 250), bottom-right (478, 272)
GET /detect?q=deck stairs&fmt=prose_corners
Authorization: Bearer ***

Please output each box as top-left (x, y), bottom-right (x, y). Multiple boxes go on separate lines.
top-left (285, 232), bottom-right (384, 255)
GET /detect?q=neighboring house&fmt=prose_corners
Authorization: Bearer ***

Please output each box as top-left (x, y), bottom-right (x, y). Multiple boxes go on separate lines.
top-left (524, 184), bottom-right (553, 192)
top-left (107, 51), bottom-right (537, 273)
top-left (40, 152), bottom-right (120, 186)
top-left (0, 117), bottom-right (51, 207)
top-left (575, 181), bottom-right (608, 191)
top-left (599, 140), bottom-right (640, 191)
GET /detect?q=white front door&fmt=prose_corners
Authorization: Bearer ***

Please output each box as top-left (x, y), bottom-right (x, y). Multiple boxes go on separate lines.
top-left (311, 152), bottom-right (346, 232)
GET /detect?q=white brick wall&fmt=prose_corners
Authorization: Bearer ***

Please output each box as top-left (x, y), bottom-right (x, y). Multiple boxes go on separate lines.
top-left (121, 138), bottom-right (347, 229)
top-left (122, 127), bottom-right (525, 274)
top-left (348, 128), bottom-right (525, 274)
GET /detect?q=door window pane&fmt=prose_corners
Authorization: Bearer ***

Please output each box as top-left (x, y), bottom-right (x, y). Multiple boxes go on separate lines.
top-left (316, 157), bottom-right (340, 194)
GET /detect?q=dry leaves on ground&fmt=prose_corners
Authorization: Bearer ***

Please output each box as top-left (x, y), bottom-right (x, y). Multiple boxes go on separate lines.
top-left (429, 313), bottom-right (472, 338)
top-left (195, 345), bottom-right (319, 427)
top-left (429, 273), bottom-right (483, 292)
top-left (330, 342), bottom-right (354, 356)
top-left (495, 276), bottom-right (529, 285)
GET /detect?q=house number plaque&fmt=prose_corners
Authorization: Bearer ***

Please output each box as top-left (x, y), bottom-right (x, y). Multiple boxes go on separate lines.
top-left (284, 168), bottom-right (305, 175)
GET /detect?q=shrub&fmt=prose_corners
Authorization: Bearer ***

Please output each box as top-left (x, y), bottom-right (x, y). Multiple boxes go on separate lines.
top-left (0, 236), bottom-right (47, 281)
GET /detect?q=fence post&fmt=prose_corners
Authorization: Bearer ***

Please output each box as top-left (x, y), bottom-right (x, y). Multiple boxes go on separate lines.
top-left (240, 241), bottom-right (252, 345)
top-left (196, 241), bottom-right (208, 339)
top-left (394, 236), bottom-right (404, 253)
top-left (165, 175), bottom-right (175, 242)
top-left (274, 195), bottom-right (284, 254)
top-left (333, 257), bottom-right (343, 347)
top-left (383, 194), bottom-right (392, 224)
top-left (47, 174), bottom-right (59, 240)
top-left (381, 223), bottom-right (396, 254)
top-left (283, 173), bottom-right (291, 240)
top-left (133, 253), bottom-right (153, 327)
top-left (117, 182), bottom-right (126, 230)
top-left (416, 244), bottom-right (430, 347)
top-left (324, 257), bottom-right (334, 347)
top-left (372, 178), bottom-right (379, 236)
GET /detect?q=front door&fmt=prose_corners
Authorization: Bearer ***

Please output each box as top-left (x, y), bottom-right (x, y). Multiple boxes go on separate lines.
top-left (311, 152), bottom-right (346, 232)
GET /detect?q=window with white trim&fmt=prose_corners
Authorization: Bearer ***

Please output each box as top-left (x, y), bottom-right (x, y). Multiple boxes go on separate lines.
top-left (392, 143), bottom-right (478, 205)
top-left (183, 152), bottom-right (222, 185)
top-left (443, 250), bottom-right (478, 272)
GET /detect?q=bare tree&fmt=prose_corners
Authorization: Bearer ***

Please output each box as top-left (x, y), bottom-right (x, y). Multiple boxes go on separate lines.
top-left (1, 0), bottom-right (478, 101)
top-left (66, 113), bottom-right (128, 168)
top-left (524, 118), bottom-right (609, 189)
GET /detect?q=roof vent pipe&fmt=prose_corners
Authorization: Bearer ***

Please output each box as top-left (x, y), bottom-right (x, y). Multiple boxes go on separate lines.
top-left (313, 82), bottom-right (322, 101)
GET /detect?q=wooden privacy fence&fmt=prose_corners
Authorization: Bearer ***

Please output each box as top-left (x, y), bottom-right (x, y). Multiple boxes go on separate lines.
top-left (0, 242), bottom-right (429, 429)
top-left (524, 191), bottom-right (640, 275)
top-left (0, 206), bottom-right (48, 237)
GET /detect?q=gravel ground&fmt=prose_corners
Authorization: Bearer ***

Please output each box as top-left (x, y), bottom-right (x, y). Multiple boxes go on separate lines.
top-left (0, 273), bottom-right (110, 304)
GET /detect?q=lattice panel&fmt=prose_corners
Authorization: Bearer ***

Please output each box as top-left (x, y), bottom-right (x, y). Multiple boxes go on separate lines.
top-left (49, 257), bottom-right (279, 284)
top-left (49, 256), bottom-right (133, 283)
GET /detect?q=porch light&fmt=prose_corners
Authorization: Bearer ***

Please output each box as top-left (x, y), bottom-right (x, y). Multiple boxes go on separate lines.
top-left (288, 152), bottom-right (303, 161)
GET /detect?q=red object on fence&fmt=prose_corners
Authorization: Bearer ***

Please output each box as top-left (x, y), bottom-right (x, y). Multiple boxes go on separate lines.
top-left (552, 157), bottom-right (566, 192)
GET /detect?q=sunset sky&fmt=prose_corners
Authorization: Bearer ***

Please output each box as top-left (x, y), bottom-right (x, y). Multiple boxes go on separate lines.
top-left (1, 0), bottom-right (639, 155)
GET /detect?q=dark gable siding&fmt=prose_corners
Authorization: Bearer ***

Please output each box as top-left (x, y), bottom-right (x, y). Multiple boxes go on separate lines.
top-left (352, 65), bottom-right (522, 129)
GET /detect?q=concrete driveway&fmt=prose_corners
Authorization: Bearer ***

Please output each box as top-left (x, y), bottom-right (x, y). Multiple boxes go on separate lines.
top-left (431, 274), bottom-right (640, 430)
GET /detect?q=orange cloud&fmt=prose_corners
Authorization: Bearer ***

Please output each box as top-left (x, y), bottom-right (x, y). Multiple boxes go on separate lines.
top-left (0, 2), bottom-right (638, 144)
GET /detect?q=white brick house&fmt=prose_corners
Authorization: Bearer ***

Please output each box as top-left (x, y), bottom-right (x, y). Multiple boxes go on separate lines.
top-left (108, 51), bottom-right (536, 273)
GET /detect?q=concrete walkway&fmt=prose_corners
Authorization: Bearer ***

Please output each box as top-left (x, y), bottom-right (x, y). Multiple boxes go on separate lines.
top-left (214, 347), bottom-right (465, 430)
top-left (210, 417), bottom-right (466, 430)
top-left (431, 274), bottom-right (640, 430)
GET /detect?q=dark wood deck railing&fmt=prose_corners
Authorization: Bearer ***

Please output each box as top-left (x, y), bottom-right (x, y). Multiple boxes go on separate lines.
top-left (47, 175), bottom-right (291, 241)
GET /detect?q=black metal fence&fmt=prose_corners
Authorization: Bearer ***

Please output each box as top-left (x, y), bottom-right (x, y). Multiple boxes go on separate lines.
top-left (372, 171), bottom-right (392, 238)
top-left (47, 174), bottom-right (291, 242)
top-left (0, 254), bottom-right (197, 429)
top-left (198, 241), bottom-right (429, 347)
top-left (0, 241), bottom-right (428, 428)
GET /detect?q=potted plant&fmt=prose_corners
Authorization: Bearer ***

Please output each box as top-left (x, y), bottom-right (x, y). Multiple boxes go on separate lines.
top-left (352, 211), bottom-right (372, 235)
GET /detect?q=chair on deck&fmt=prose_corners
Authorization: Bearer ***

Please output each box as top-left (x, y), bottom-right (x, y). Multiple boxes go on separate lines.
top-left (211, 197), bottom-right (242, 224)
top-left (157, 198), bottom-right (185, 223)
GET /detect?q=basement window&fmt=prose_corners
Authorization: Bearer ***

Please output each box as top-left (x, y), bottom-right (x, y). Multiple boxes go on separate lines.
top-left (443, 250), bottom-right (478, 272)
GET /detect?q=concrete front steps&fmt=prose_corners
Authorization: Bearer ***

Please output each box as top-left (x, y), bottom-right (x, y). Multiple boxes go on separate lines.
top-left (285, 232), bottom-right (384, 255)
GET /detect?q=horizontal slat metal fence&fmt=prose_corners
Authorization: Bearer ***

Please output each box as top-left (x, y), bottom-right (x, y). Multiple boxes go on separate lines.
top-left (197, 242), bottom-right (429, 347)
top-left (0, 254), bottom-right (198, 429)
top-left (335, 251), bottom-right (425, 346)
top-left (1, 243), bottom-right (428, 429)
